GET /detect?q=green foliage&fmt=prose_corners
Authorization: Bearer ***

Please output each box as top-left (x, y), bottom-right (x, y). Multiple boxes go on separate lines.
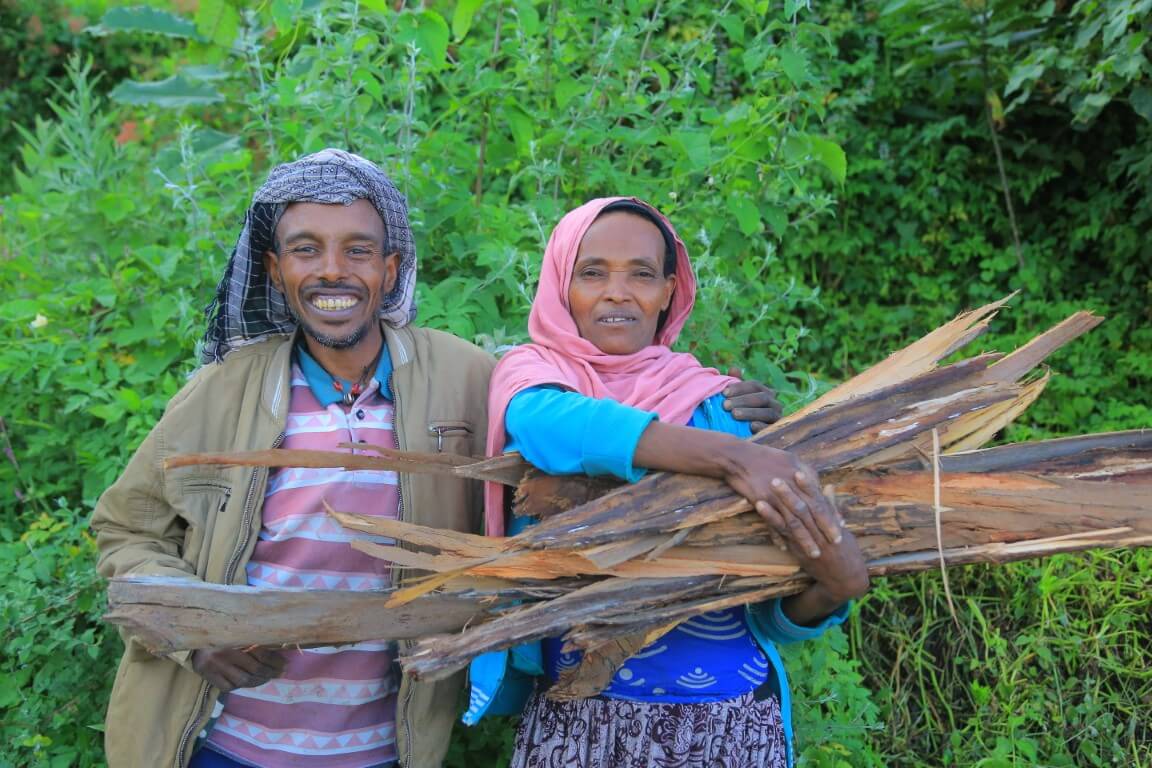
top-left (0, 0), bottom-right (171, 192)
top-left (0, 506), bottom-right (121, 767)
top-left (0, 0), bottom-right (1149, 765)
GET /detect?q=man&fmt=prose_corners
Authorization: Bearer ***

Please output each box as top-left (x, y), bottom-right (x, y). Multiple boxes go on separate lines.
top-left (93, 149), bottom-right (781, 768)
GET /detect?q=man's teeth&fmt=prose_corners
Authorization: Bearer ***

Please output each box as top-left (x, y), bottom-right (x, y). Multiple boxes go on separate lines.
top-left (311, 296), bottom-right (358, 311)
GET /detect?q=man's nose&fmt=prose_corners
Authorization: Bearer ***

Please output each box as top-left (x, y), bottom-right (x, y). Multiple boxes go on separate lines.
top-left (317, 247), bottom-right (348, 280)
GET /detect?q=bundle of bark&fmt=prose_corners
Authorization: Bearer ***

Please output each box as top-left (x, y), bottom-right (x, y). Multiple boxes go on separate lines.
top-left (106, 296), bottom-right (1152, 697)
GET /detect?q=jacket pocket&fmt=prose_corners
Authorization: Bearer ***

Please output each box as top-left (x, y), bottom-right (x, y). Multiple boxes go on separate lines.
top-left (427, 419), bottom-right (474, 455)
top-left (179, 479), bottom-right (231, 577)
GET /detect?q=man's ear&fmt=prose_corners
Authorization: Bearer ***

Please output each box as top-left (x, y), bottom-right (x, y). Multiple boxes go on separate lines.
top-left (382, 251), bottom-right (400, 294)
top-left (264, 249), bottom-right (283, 292)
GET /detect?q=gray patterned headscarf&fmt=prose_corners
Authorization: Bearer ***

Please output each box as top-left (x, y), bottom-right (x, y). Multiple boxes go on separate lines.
top-left (201, 148), bottom-right (417, 364)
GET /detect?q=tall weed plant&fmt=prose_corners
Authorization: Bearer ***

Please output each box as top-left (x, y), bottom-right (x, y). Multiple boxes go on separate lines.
top-left (0, 2), bottom-right (875, 766)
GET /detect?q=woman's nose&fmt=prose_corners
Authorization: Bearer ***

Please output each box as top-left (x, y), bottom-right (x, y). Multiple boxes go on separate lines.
top-left (602, 272), bottom-right (631, 300)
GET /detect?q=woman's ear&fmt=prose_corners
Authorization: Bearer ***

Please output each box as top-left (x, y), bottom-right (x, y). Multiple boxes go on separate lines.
top-left (661, 273), bottom-right (678, 311)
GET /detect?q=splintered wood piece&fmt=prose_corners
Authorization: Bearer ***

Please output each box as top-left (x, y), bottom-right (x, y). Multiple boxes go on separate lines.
top-left (327, 505), bottom-right (503, 558)
top-left (454, 452), bottom-right (533, 486)
top-left (164, 447), bottom-right (469, 476)
top-left (512, 384), bottom-right (1019, 550)
top-left (937, 429), bottom-right (1152, 475)
top-left (549, 623), bottom-right (678, 700)
top-left (401, 525), bottom-right (1152, 682)
top-left (774, 293), bottom-right (1015, 426)
top-left (104, 576), bottom-right (490, 654)
top-left (982, 311), bottom-right (1105, 384)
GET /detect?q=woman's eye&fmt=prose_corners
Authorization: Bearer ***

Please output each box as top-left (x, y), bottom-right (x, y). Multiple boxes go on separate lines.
top-left (579, 268), bottom-right (606, 279)
top-left (634, 270), bottom-right (657, 279)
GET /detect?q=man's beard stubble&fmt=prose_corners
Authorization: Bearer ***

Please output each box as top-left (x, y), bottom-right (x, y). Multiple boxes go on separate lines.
top-left (285, 303), bottom-right (373, 350)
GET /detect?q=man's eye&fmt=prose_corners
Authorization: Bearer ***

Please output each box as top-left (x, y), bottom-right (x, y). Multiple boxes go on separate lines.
top-left (347, 247), bottom-right (373, 258)
top-left (290, 246), bottom-right (318, 255)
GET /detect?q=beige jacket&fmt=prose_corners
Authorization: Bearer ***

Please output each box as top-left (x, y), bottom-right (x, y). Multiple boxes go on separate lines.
top-left (93, 325), bottom-right (495, 768)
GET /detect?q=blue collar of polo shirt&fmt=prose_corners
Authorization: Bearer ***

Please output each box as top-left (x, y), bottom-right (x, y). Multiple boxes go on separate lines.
top-left (295, 339), bottom-right (394, 406)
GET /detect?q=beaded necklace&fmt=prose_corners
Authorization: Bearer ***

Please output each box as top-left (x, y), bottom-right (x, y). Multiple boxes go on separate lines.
top-left (329, 346), bottom-right (383, 407)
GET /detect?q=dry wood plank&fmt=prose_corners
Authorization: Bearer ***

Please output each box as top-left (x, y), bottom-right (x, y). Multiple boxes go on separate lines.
top-left (104, 576), bottom-right (492, 654)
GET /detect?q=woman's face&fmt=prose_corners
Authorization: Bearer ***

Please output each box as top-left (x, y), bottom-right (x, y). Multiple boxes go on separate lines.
top-left (567, 212), bottom-right (677, 355)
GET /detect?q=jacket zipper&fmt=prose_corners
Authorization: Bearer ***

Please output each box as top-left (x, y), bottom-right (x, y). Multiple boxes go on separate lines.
top-left (389, 371), bottom-right (416, 768)
top-left (173, 431), bottom-right (285, 768)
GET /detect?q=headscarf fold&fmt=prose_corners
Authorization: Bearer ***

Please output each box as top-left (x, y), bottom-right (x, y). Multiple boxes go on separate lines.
top-left (201, 148), bottom-right (417, 363)
top-left (484, 197), bottom-right (737, 535)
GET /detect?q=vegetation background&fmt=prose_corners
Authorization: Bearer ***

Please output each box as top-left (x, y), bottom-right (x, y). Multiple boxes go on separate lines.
top-left (0, 0), bottom-right (1149, 765)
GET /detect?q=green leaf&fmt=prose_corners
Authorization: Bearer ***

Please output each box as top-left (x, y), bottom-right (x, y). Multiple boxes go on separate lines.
top-left (1131, 86), bottom-right (1152, 123)
top-left (809, 135), bottom-right (847, 185)
top-left (181, 64), bottom-right (232, 82)
top-left (504, 101), bottom-right (534, 156)
top-left (270, 0), bottom-right (303, 34)
top-left (554, 77), bottom-right (582, 109)
top-left (780, 46), bottom-right (810, 86)
top-left (452, 0), bottom-right (484, 41)
top-left (717, 13), bottom-right (746, 45)
top-left (109, 75), bottom-right (225, 107)
top-left (195, 0), bottom-right (241, 48)
top-left (763, 205), bottom-right (788, 238)
top-left (784, 0), bottom-right (809, 19)
top-left (728, 194), bottom-right (762, 235)
top-left (87, 6), bottom-right (200, 39)
top-left (396, 10), bottom-right (451, 66)
top-left (96, 194), bottom-right (134, 223)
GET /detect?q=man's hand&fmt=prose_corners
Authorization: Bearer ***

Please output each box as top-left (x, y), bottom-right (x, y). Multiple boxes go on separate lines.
top-left (191, 647), bottom-right (287, 692)
top-left (722, 366), bottom-right (783, 432)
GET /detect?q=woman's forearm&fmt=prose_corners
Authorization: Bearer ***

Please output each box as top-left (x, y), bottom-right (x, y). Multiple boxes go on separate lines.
top-left (780, 584), bottom-right (850, 627)
top-left (631, 420), bottom-right (746, 478)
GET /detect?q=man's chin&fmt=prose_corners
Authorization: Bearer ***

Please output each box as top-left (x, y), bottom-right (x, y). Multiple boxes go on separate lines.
top-left (299, 321), bottom-right (372, 351)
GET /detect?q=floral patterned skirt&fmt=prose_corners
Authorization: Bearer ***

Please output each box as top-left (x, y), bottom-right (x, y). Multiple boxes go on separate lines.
top-left (510, 689), bottom-right (788, 768)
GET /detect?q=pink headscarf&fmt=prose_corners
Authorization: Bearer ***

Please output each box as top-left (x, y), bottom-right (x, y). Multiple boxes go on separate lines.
top-left (484, 197), bottom-right (737, 535)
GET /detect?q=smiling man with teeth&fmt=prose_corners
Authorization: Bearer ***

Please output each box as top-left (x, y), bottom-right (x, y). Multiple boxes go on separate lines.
top-left (92, 149), bottom-right (497, 768)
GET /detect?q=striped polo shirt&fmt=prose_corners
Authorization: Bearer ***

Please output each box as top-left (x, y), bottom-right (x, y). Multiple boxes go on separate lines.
top-left (205, 344), bottom-right (400, 768)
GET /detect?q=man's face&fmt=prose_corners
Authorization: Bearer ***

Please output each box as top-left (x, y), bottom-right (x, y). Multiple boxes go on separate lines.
top-left (264, 200), bottom-right (397, 352)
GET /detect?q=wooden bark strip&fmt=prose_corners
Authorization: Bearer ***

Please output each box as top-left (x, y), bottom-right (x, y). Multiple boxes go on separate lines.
top-left (513, 385), bottom-right (1019, 550)
top-left (982, 311), bottom-right (1104, 384)
top-left (777, 294), bottom-right (1013, 426)
top-left (333, 449), bottom-right (1151, 584)
top-left (549, 623), bottom-right (679, 700)
top-left (104, 576), bottom-right (491, 654)
top-left (401, 528), bottom-right (1152, 683)
top-left (329, 507), bottom-right (503, 558)
top-left (164, 447), bottom-right (469, 477)
top-left (937, 429), bottom-right (1152, 474)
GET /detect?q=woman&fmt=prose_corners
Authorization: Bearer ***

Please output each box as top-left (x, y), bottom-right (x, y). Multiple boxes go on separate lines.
top-left (473, 197), bottom-right (870, 768)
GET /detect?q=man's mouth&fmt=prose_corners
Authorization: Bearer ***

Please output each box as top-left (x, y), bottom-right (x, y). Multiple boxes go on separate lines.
top-left (309, 295), bottom-right (359, 312)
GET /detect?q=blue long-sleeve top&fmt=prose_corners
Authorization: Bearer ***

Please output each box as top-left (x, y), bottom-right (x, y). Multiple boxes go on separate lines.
top-left (466, 386), bottom-right (850, 765)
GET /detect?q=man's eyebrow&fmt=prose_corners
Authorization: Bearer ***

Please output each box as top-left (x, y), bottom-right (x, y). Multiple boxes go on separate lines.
top-left (281, 231), bottom-right (383, 244)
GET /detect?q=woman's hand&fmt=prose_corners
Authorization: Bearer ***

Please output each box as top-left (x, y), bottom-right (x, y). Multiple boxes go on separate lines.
top-left (718, 444), bottom-right (870, 622)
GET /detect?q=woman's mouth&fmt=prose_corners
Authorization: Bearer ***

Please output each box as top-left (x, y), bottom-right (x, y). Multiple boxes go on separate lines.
top-left (597, 314), bottom-right (637, 325)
